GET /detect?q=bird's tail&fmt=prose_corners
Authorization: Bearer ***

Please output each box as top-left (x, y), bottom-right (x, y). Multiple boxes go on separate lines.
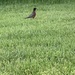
top-left (25, 16), bottom-right (30, 19)
top-left (25, 17), bottom-right (28, 19)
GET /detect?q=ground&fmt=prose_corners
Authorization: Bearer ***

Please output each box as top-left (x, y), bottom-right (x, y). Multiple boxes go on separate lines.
top-left (0, 3), bottom-right (75, 75)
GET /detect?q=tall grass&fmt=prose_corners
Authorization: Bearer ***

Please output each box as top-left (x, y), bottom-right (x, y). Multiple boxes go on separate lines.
top-left (0, 0), bottom-right (75, 4)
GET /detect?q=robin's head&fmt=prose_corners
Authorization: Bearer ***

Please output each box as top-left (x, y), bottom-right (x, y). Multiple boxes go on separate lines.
top-left (33, 8), bottom-right (36, 11)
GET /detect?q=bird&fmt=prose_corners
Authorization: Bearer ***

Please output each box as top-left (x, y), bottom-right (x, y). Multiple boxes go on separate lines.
top-left (25, 8), bottom-right (36, 19)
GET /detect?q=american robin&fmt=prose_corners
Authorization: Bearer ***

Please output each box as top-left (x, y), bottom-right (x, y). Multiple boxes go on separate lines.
top-left (25, 8), bottom-right (36, 19)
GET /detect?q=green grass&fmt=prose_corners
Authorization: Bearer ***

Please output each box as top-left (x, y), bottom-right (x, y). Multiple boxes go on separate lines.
top-left (0, 3), bottom-right (75, 75)
top-left (0, 0), bottom-right (75, 4)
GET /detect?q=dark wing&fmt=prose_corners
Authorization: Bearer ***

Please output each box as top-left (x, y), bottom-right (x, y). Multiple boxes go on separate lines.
top-left (25, 12), bottom-right (34, 18)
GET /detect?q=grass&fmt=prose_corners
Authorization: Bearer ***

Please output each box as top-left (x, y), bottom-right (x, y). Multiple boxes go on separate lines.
top-left (0, 3), bottom-right (75, 75)
top-left (0, 0), bottom-right (75, 4)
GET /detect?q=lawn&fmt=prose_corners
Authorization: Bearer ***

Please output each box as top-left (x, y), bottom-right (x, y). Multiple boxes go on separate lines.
top-left (0, 3), bottom-right (75, 75)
